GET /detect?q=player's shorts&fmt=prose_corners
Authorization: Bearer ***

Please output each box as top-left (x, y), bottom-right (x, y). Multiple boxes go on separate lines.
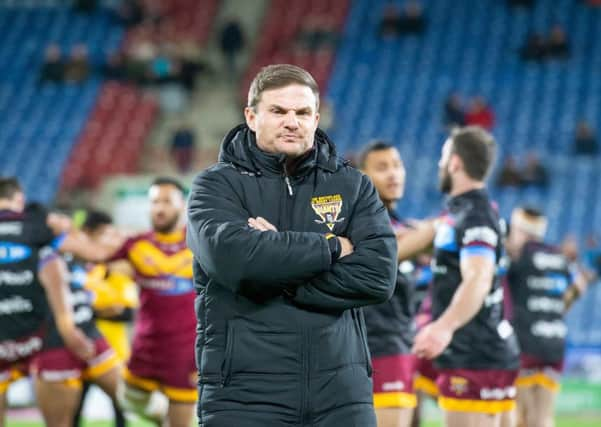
top-left (96, 319), bottom-right (131, 362)
top-left (414, 357), bottom-right (439, 397)
top-left (437, 368), bottom-right (518, 414)
top-left (31, 337), bottom-right (119, 389)
top-left (515, 354), bottom-right (563, 393)
top-left (0, 364), bottom-right (29, 394)
top-left (0, 332), bottom-right (45, 393)
top-left (372, 353), bottom-right (417, 408)
top-left (124, 343), bottom-right (197, 403)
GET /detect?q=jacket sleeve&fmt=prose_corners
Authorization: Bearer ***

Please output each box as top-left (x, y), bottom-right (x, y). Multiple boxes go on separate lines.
top-left (291, 174), bottom-right (397, 311)
top-left (186, 168), bottom-right (332, 295)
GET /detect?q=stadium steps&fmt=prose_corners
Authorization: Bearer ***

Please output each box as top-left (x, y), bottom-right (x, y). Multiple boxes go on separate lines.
top-left (138, 0), bottom-right (270, 175)
top-left (63, 0), bottom-right (219, 187)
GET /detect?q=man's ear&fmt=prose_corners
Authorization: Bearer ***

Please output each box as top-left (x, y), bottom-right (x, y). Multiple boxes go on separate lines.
top-left (449, 153), bottom-right (463, 174)
top-left (244, 107), bottom-right (257, 132)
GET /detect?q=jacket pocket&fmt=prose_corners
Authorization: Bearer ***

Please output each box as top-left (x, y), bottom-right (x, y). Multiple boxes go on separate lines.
top-left (220, 321), bottom-right (235, 387)
top-left (220, 320), bottom-right (302, 379)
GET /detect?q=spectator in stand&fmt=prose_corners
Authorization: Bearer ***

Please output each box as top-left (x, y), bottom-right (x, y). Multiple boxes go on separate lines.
top-left (397, 0), bottom-right (426, 34)
top-left (125, 28), bottom-right (157, 84)
top-left (296, 16), bottom-right (339, 51)
top-left (115, 0), bottom-right (143, 27)
top-left (64, 44), bottom-right (90, 83)
top-left (219, 18), bottom-right (245, 80)
top-left (73, 0), bottom-right (97, 13)
top-left (520, 33), bottom-right (547, 61)
top-left (139, 0), bottom-right (163, 25)
top-left (465, 97), bottom-right (495, 129)
top-left (379, 3), bottom-right (402, 38)
top-left (574, 121), bottom-right (598, 155)
top-left (496, 156), bottom-right (523, 188)
top-left (547, 24), bottom-right (570, 59)
top-left (507, 0), bottom-right (534, 7)
top-left (103, 52), bottom-right (126, 81)
top-left (379, 1), bottom-right (425, 38)
top-left (149, 48), bottom-right (178, 84)
top-left (584, 234), bottom-right (601, 277)
top-left (521, 152), bottom-right (549, 188)
top-left (170, 124), bottom-right (197, 173)
top-left (443, 93), bottom-right (465, 128)
top-left (39, 43), bottom-right (64, 83)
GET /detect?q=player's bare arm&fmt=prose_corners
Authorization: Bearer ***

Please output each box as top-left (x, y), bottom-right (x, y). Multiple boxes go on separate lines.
top-left (413, 254), bottom-right (495, 359)
top-left (396, 218), bottom-right (436, 262)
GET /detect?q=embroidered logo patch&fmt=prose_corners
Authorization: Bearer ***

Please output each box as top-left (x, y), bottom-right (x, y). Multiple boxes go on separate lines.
top-left (450, 376), bottom-right (468, 396)
top-left (311, 194), bottom-right (345, 231)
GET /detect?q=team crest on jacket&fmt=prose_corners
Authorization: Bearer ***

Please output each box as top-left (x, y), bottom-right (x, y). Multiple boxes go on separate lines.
top-left (311, 194), bottom-right (345, 231)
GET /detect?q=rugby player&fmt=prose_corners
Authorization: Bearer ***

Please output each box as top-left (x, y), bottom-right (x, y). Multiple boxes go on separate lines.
top-left (358, 141), bottom-right (416, 427)
top-left (108, 177), bottom-right (196, 427)
top-left (31, 246), bottom-right (121, 427)
top-left (505, 207), bottom-right (588, 427)
top-left (412, 127), bottom-right (520, 427)
top-left (73, 210), bottom-right (137, 427)
top-left (0, 178), bottom-right (94, 427)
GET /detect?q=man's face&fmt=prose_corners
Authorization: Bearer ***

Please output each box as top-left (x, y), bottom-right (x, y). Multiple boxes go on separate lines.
top-left (362, 148), bottom-right (405, 205)
top-left (245, 84), bottom-right (320, 158)
top-left (149, 184), bottom-right (184, 233)
top-left (506, 225), bottom-right (528, 257)
top-left (438, 139), bottom-right (454, 194)
top-left (1, 191), bottom-right (26, 212)
top-left (87, 224), bottom-right (118, 245)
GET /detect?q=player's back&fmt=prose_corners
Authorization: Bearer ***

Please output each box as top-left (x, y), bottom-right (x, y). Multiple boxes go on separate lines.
top-left (507, 240), bottom-right (571, 363)
top-left (0, 206), bottom-right (56, 344)
top-left (42, 255), bottom-right (99, 348)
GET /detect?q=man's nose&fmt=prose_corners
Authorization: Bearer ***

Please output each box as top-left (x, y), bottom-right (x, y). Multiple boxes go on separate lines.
top-left (283, 111), bottom-right (299, 129)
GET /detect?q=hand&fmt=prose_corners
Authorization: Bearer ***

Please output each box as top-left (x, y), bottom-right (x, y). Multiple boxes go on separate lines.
top-left (412, 320), bottom-right (453, 360)
top-left (47, 213), bottom-right (73, 234)
top-left (338, 237), bottom-right (354, 258)
top-left (60, 325), bottom-right (95, 361)
top-left (395, 227), bottom-right (412, 240)
top-left (95, 304), bottom-right (125, 318)
top-left (248, 217), bottom-right (278, 232)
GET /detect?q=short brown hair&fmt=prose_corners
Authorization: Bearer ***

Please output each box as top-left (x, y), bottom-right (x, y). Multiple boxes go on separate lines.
top-left (450, 126), bottom-right (496, 181)
top-left (0, 177), bottom-right (22, 200)
top-left (247, 64), bottom-right (320, 111)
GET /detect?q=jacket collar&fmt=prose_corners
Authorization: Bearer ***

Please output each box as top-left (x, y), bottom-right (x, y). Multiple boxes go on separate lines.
top-left (218, 124), bottom-right (340, 177)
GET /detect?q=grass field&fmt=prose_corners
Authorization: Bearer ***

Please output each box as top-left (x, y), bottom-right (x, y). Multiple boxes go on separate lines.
top-left (6, 417), bottom-right (601, 427)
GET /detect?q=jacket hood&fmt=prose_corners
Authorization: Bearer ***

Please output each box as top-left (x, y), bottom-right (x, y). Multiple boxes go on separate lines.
top-left (218, 124), bottom-right (341, 177)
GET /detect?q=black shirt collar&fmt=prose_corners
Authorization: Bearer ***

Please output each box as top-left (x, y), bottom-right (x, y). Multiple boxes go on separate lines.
top-left (447, 188), bottom-right (488, 211)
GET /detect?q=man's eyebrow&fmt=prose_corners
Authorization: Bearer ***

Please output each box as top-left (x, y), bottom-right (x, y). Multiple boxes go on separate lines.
top-left (268, 104), bottom-right (313, 112)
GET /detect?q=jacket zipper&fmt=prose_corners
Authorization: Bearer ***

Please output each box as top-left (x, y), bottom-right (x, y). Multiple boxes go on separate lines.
top-left (284, 176), bottom-right (294, 196)
top-left (283, 163), bottom-right (294, 196)
top-left (281, 165), bottom-right (294, 231)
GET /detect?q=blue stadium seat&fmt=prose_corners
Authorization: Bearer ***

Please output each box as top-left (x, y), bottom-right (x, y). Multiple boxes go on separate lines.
top-left (0, 4), bottom-right (123, 203)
